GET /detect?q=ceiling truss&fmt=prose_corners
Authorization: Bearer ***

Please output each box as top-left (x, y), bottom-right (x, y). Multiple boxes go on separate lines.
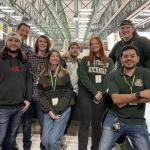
top-left (0, 0), bottom-right (150, 47)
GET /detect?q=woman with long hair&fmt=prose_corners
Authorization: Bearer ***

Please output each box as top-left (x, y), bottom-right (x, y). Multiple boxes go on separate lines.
top-left (78, 36), bottom-right (114, 150)
top-left (38, 49), bottom-right (74, 150)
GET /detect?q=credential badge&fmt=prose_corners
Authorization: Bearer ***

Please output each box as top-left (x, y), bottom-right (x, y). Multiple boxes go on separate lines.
top-left (134, 79), bottom-right (143, 87)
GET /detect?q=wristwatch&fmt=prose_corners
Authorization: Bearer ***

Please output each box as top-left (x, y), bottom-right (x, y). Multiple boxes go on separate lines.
top-left (135, 92), bottom-right (142, 99)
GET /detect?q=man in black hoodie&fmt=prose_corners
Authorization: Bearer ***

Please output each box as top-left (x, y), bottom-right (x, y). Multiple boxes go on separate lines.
top-left (109, 20), bottom-right (150, 70)
top-left (0, 32), bottom-right (32, 150)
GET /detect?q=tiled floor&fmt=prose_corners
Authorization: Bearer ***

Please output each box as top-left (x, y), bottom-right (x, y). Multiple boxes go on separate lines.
top-left (16, 104), bottom-right (150, 150)
top-left (16, 134), bottom-right (91, 150)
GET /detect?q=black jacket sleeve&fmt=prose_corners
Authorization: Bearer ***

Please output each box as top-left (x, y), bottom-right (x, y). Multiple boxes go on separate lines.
top-left (25, 63), bottom-right (32, 102)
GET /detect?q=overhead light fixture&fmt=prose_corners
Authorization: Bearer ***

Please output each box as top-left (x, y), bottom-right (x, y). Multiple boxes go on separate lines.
top-left (78, 35), bottom-right (85, 38)
top-left (78, 39), bottom-right (84, 42)
top-left (2, 9), bottom-right (15, 13)
top-left (33, 29), bottom-right (40, 32)
top-left (79, 12), bottom-right (92, 15)
top-left (12, 16), bottom-right (22, 18)
top-left (38, 32), bottom-right (45, 35)
top-left (31, 26), bottom-right (37, 29)
top-left (131, 18), bottom-right (143, 21)
top-left (12, 16), bottom-right (22, 20)
top-left (79, 24), bottom-right (88, 27)
top-left (132, 21), bottom-right (141, 24)
top-left (78, 20), bottom-right (89, 23)
top-left (79, 18), bottom-right (90, 21)
top-left (0, 6), bottom-right (10, 9)
top-left (143, 10), bottom-right (150, 13)
top-left (78, 34), bottom-right (85, 37)
top-left (28, 23), bottom-right (33, 26)
top-left (139, 13), bottom-right (150, 16)
top-left (79, 28), bottom-right (87, 30)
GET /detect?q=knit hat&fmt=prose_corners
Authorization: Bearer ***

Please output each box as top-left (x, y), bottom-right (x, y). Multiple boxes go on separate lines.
top-left (5, 32), bottom-right (22, 45)
top-left (119, 20), bottom-right (134, 27)
top-left (68, 42), bottom-right (80, 51)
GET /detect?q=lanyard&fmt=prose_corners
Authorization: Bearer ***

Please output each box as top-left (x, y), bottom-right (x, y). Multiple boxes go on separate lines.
top-left (49, 70), bottom-right (57, 91)
top-left (123, 75), bottom-right (135, 93)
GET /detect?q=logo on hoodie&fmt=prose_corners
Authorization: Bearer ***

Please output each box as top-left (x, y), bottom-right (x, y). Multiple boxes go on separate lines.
top-left (10, 66), bottom-right (21, 72)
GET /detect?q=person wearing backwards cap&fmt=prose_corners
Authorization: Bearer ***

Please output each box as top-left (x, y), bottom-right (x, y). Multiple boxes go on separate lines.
top-left (109, 19), bottom-right (150, 70)
top-left (0, 32), bottom-right (32, 150)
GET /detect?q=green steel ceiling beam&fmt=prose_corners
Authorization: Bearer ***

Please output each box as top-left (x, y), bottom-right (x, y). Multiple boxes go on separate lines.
top-left (98, 0), bottom-right (131, 35)
top-left (74, 0), bottom-right (78, 39)
top-left (25, 0), bottom-right (60, 40)
top-left (84, 0), bottom-right (102, 40)
top-left (97, 0), bottom-right (149, 38)
top-left (56, 0), bottom-right (71, 39)
top-left (44, 0), bottom-right (71, 39)
top-left (3, 0), bottom-right (65, 41)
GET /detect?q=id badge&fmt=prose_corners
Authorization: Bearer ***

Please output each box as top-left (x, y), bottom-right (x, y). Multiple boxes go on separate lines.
top-left (52, 97), bottom-right (59, 106)
top-left (95, 75), bottom-right (102, 83)
top-left (129, 103), bottom-right (137, 106)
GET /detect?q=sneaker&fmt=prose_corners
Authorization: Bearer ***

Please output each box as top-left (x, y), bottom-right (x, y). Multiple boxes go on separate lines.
top-left (60, 136), bottom-right (67, 150)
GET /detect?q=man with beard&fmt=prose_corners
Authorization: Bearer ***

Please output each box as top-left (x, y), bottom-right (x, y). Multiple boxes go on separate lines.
top-left (0, 23), bottom-right (33, 150)
top-left (98, 45), bottom-right (150, 150)
top-left (0, 32), bottom-right (32, 150)
top-left (61, 42), bottom-right (80, 148)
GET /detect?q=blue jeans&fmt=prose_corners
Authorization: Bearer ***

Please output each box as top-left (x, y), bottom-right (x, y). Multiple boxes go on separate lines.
top-left (42, 107), bottom-right (71, 150)
top-left (98, 113), bottom-right (150, 150)
top-left (0, 105), bottom-right (23, 150)
top-left (23, 101), bottom-right (44, 150)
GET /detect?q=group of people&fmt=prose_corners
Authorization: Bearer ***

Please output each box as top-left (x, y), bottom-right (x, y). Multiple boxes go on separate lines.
top-left (0, 19), bottom-right (150, 150)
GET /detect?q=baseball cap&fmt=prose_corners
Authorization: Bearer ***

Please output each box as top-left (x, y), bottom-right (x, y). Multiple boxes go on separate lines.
top-left (119, 20), bottom-right (134, 27)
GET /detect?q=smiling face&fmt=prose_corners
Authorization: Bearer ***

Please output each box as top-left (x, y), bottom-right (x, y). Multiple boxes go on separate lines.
top-left (68, 44), bottom-right (80, 58)
top-left (119, 25), bottom-right (135, 41)
top-left (6, 37), bottom-right (21, 52)
top-left (17, 25), bottom-right (30, 41)
top-left (90, 38), bottom-right (101, 54)
top-left (49, 51), bottom-right (60, 66)
top-left (38, 37), bottom-right (48, 53)
top-left (121, 49), bottom-right (139, 69)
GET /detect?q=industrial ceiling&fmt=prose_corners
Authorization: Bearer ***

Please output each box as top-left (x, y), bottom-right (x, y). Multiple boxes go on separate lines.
top-left (0, 0), bottom-right (150, 47)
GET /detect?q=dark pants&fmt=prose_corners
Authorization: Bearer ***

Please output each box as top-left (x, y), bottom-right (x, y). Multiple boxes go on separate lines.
top-left (22, 103), bottom-right (32, 150)
top-left (22, 101), bottom-right (44, 150)
top-left (64, 92), bottom-right (79, 134)
top-left (78, 87), bottom-right (106, 150)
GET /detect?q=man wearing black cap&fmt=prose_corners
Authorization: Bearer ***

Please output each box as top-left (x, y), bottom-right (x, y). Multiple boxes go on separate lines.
top-left (109, 19), bottom-right (150, 70)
